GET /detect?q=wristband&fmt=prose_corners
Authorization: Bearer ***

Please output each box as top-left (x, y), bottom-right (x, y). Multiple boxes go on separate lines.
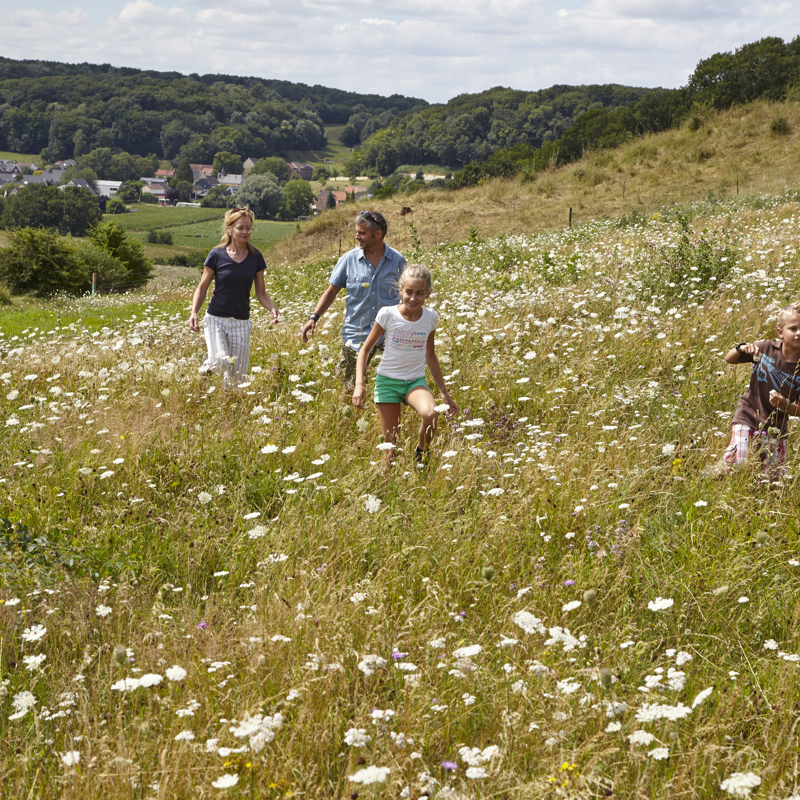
top-left (734, 343), bottom-right (755, 363)
top-left (309, 313), bottom-right (320, 322)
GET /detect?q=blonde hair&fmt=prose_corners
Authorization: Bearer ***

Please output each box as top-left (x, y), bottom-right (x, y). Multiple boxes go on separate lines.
top-left (398, 263), bottom-right (432, 293)
top-left (217, 207), bottom-right (257, 254)
top-left (777, 302), bottom-right (800, 327)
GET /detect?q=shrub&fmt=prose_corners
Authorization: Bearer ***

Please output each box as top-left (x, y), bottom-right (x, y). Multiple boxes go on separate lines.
top-left (164, 251), bottom-right (206, 268)
top-left (140, 193), bottom-right (159, 205)
top-left (0, 228), bottom-right (90, 296)
top-left (106, 197), bottom-right (128, 214)
top-left (90, 221), bottom-right (154, 287)
top-left (146, 229), bottom-right (160, 243)
top-left (770, 115), bottom-right (791, 135)
top-left (0, 284), bottom-right (11, 305)
top-left (72, 242), bottom-right (129, 285)
top-left (640, 216), bottom-right (736, 303)
top-left (158, 230), bottom-right (173, 245)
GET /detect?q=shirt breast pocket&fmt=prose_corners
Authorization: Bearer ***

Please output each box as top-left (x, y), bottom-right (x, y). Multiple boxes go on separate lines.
top-left (346, 278), bottom-right (370, 300)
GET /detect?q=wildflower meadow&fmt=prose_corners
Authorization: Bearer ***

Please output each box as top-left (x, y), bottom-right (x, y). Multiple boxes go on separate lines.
top-left (2, 190), bottom-right (800, 798)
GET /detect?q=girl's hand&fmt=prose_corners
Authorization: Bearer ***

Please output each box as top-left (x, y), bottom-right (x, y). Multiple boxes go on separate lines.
top-left (769, 389), bottom-right (789, 410)
top-left (188, 312), bottom-right (200, 333)
top-left (352, 385), bottom-right (366, 409)
top-left (269, 306), bottom-right (281, 324)
top-left (443, 394), bottom-right (460, 418)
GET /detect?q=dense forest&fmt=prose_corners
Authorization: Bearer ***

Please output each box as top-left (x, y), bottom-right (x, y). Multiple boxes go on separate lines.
top-left (0, 57), bottom-right (427, 162)
top-left (343, 84), bottom-right (653, 173)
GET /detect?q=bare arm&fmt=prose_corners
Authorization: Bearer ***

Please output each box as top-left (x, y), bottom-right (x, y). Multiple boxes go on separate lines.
top-left (188, 266), bottom-right (215, 332)
top-left (254, 271), bottom-right (280, 324)
top-left (725, 342), bottom-right (760, 364)
top-left (425, 333), bottom-right (459, 417)
top-left (352, 323), bottom-right (385, 409)
top-left (300, 284), bottom-right (342, 342)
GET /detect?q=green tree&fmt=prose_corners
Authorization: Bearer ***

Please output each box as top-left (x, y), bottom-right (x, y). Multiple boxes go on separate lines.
top-left (325, 190), bottom-right (336, 209)
top-left (0, 228), bottom-right (90, 296)
top-left (339, 125), bottom-right (360, 147)
top-left (78, 147), bottom-right (115, 179)
top-left (117, 180), bottom-right (145, 203)
top-left (109, 152), bottom-right (139, 182)
top-left (212, 151), bottom-right (243, 176)
top-left (90, 221), bottom-right (154, 287)
top-left (235, 174), bottom-right (284, 219)
top-left (200, 185), bottom-right (233, 208)
top-left (105, 197), bottom-right (128, 214)
top-left (176, 157), bottom-right (194, 183)
top-left (251, 157), bottom-right (291, 184)
top-left (279, 179), bottom-right (315, 219)
top-left (172, 180), bottom-right (193, 202)
top-left (1, 185), bottom-right (101, 236)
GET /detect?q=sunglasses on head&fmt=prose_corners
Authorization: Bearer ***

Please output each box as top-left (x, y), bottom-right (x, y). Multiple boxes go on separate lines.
top-left (358, 210), bottom-right (386, 232)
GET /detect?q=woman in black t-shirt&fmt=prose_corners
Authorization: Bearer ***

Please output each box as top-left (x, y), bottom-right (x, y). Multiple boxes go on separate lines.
top-left (188, 207), bottom-right (280, 388)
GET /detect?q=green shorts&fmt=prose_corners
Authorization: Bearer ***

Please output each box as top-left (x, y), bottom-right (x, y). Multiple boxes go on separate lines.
top-left (374, 373), bottom-right (430, 404)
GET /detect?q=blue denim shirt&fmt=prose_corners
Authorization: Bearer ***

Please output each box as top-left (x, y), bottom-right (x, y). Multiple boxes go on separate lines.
top-left (329, 245), bottom-right (406, 351)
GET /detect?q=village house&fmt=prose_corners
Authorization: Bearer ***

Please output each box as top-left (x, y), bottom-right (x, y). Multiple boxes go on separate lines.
top-left (191, 164), bottom-right (214, 181)
top-left (242, 157), bottom-right (259, 177)
top-left (95, 180), bottom-right (123, 198)
top-left (315, 188), bottom-right (346, 212)
top-left (155, 168), bottom-right (175, 179)
top-left (217, 170), bottom-right (243, 190)
top-left (59, 178), bottom-right (97, 195)
top-left (192, 176), bottom-right (219, 200)
top-left (289, 162), bottom-right (313, 181)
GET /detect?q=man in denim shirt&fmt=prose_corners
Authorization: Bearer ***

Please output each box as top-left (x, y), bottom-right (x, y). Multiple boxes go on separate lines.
top-left (301, 210), bottom-right (406, 388)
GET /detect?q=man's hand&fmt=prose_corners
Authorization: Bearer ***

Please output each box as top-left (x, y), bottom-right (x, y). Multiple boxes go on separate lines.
top-left (188, 311), bottom-right (200, 333)
top-left (301, 318), bottom-right (316, 342)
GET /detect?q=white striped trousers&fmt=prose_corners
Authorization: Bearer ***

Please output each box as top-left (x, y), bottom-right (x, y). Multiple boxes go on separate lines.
top-left (202, 313), bottom-right (252, 388)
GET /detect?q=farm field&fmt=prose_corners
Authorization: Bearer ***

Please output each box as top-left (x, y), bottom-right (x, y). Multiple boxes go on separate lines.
top-left (2, 179), bottom-right (800, 798)
top-left (0, 150), bottom-right (39, 162)
top-left (102, 207), bottom-right (299, 262)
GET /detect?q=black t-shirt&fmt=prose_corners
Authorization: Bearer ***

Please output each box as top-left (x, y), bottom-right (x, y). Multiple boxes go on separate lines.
top-left (205, 247), bottom-right (266, 320)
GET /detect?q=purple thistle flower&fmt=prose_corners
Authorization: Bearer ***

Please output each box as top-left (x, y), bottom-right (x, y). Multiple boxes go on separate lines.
top-left (441, 761), bottom-right (458, 771)
top-left (197, 621), bottom-right (209, 630)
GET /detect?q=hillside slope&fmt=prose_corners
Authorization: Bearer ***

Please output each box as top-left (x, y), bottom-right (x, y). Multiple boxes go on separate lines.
top-left (275, 100), bottom-right (800, 266)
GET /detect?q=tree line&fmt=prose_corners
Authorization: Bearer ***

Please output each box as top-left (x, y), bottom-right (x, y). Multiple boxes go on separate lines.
top-left (0, 56), bottom-right (426, 163)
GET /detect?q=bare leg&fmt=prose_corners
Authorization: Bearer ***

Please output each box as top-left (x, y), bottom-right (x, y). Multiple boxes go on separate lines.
top-left (376, 403), bottom-right (402, 467)
top-left (406, 387), bottom-right (438, 451)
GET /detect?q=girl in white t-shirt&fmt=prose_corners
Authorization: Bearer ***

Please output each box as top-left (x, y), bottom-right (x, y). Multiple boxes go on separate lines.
top-left (353, 264), bottom-right (458, 465)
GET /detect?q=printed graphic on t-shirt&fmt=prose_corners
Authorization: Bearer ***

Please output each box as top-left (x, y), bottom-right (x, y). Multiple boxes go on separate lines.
top-left (755, 353), bottom-right (800, 395)
top-left (389, 327), bottom-right (428, 352)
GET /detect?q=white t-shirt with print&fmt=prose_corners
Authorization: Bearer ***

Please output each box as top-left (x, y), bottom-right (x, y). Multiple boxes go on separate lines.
top-left (375, 305), bottom-right (438, 380)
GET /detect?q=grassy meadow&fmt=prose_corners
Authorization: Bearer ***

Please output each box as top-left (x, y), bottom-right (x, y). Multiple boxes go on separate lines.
top-left (4, 105), bottom-right (800, 799)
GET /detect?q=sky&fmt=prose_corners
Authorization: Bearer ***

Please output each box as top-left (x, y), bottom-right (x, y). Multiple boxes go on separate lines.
top-left (2, 0), bottom-right (799, 103)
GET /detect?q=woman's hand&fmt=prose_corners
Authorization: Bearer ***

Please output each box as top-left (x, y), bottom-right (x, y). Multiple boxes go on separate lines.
top-left (352, 384), bottom-right (367, 409)
top-left (268, 305), bottom-right (281, 324)
top-left (188, 311), bottom-right (200, 333)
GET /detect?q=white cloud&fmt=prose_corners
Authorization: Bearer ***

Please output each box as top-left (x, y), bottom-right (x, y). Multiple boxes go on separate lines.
top-left (2, 0), bottom-right (800, 101)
